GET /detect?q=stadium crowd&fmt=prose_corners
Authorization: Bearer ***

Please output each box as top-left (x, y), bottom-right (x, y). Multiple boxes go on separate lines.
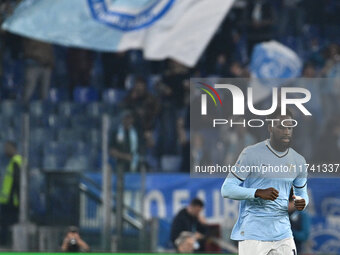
top-left (0, 0), bottom-right (339, 173)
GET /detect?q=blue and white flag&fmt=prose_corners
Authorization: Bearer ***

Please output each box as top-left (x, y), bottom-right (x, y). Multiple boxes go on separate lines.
top-left (250, 40), bottom-right (302, 79)
top-left (2, 0), bottom-right (234, 67)
top-left (249, 41), bottom-right (302, 103)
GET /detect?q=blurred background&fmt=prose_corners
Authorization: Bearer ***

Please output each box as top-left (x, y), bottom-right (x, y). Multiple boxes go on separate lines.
top-left (0, 0), bottom-right (339, 254)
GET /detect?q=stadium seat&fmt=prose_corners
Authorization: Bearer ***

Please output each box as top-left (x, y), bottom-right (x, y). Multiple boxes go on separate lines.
top-left (64, 155), bottom-right (89, 171)
top-left (70, 115), bottom-right (100, 129)
top-left (102, 89), bottom-right (127, 104)
top-left (58, 102), bottom-right (82, 117)
top-left (86, 102), bottom-right (103, 117)
top-left (48, 87), bottom-right (67, 103)
top-left (0, 114), bottom-right (13, 130)
top-left (103, 103), bottom-right (119, 115)
top-left (109, 116), bottom-right (121, 130)
top-left (57, 128), bottom-right (85, 142)
top-left (30, 128), bottom-right (54, 147)
top-left (85, 128), bottom-right (101, 148)
top-left (29, 150), bottom-right (42, 168)
top-left (73, 87), bottom-right (99, 103)
top-left (160, 155), bottom-right (181, 172)
top-left (71, 141), bottom-right (90, 157)
top-left (43, 114), bottom-right (70, 129)
top-left (1, 100), bottom-right (19, 117)
top-left (43, 154), bottom-right (65, 170)
top-left (29, 101), bottom-right (46, 117)
top-left (0, 127), bottom-right (17, 141)
top-left (43, 141), bottom-right (70, 156)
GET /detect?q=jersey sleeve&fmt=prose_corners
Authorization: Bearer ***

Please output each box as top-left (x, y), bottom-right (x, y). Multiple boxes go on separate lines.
top-left (230, 148), bottom-right (253, 181)
top-left (293, 156), bottom-right (309, 208)
top-left (221, 148), bottom-right (257, 200)
top-left (293, 156), bottom-right (308, 188)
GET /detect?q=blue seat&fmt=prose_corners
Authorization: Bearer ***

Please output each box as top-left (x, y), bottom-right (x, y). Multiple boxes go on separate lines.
top-left (43, 114), bottom-right (70, 129)
top-left (29, 101), bottom-right (45, 117)
top-left (85, 128), bottom-right (100, 148)
top-left (29, 150), bottom-right (42, 168)
top-left (64, 155), bottom-right (89, 171)
top-left (30, 128), bottom-right (54, 146)
top-left (70, 141), bottom-right (90, 157)
top-left (58, 102), bottom-right (82, 117)
top-left (48, 87), bottom-right (67, 103)
top-left (1, 100), bottom-right (19, 118)
top-left (43, 141), bottom-right (70, 156)
top-left (0, 127), bottom-right (17, 141)
top-left (109, 116), bottom-right (121, 130)
top-left (43, 154), bottom-right (65, 170)
top-left (0, 115), bottom-right (13, 130)
top-left (102, 89), bottom-right (127, 105)
top-left (57, 128), bottom-right (85, 142)
top-left (70, 115), bottom-right (100, 129)
top-left (86, 102), bottom-right (103, 117)
top-left (73, 87), bottom-right (99, 103)
top-left (103, 103), bottom-right (119, 115)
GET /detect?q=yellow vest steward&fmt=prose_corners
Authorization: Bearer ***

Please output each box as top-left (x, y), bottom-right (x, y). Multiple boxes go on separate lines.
top-left (0, 155), bottom-right (22, 207)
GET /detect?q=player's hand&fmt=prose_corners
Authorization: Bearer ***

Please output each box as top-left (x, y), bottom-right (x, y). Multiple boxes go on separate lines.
top-left (293, 195), bottom-right (306, 211)
top-left (255, 188), bottom-right (279, 201)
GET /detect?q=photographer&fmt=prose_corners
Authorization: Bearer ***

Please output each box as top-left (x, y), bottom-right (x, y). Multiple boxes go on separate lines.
top-left (61, 226), bottom-right (90, 252)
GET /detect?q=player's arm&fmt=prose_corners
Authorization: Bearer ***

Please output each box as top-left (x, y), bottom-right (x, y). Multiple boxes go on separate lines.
top-left (293, 158), bottom-right (309, 211)
top-left (221, 148), bottom-right (279, 200)
top-left (221, 175), bottom-right (256, 200)
top-left (221, 175), bottom-right (279, 200)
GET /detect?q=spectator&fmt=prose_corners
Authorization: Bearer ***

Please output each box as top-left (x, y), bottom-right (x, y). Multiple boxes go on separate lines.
top-left (277, 0), bottom-right (304, 38)
top-left (170, 198), bottom-right (207, 251)
top-left (177, 117), bottom-right (189, 172)
top-left (123, 77), bottom-right (160, 132)
top-left (61, 226), bottom-right (90, 252)
top-left (246, 0), bottom-right (275, 56)
top-left (0, 141), bottom-right (22, 246)
top-left (143, 130), bottom-right (159, 172)
top-left (101, 52), bottom-right (127, 89)
top-left (67, 48), bottom-right (94, 97)
top-left (288, 188), bottom-right (310, 254)
top-left (175, 231), bottom-right (196, 253)
top-left (110, 111), bottom-right (139, 172)
top-left (158, 60), bottom-right (189, 110)
top-left (23, 38), bottom-right (54, 102)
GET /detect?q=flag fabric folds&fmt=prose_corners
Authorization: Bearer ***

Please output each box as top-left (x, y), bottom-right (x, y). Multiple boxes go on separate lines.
top-left (2, 0), bottom-right (235, 67)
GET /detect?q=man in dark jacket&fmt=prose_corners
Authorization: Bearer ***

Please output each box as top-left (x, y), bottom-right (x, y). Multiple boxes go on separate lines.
top-left (170, 198), bottom-right (207, 251)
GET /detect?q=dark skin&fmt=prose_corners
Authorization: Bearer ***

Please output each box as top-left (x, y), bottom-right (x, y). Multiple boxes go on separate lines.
top-left (254, 116), bottom-right (306, 211)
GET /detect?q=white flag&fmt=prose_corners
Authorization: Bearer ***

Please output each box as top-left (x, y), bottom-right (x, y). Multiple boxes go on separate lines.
top-left (2, 0), bottom-right (235, 67)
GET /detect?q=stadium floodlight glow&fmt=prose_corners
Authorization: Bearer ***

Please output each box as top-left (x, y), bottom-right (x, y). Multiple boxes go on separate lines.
top-left (201, 84), bottom-right (312, 116)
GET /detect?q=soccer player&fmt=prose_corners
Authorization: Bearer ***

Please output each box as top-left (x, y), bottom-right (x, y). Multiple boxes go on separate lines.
top-left (221, 108), bottom-right (308, 255)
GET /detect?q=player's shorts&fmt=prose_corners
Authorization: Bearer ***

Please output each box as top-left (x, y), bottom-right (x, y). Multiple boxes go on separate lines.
top-left (238, 237), bottom-right (297, 255)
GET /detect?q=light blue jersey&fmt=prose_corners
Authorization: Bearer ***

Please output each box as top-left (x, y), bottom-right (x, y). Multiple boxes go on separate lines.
top-left (221, 140), bottom-right (309, 241)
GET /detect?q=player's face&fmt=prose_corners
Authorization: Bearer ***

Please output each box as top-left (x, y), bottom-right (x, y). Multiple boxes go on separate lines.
top-left (269, 116), bottom-right (293, 150)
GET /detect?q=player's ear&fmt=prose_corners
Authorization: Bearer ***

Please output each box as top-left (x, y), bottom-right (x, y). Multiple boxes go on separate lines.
top-left (268, 124), bottom-right (272, 134)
